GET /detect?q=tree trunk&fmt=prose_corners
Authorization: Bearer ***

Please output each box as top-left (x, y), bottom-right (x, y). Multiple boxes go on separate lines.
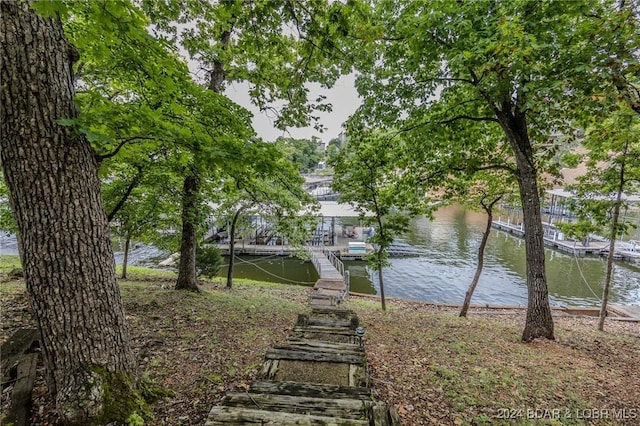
top-left (496, 109), bottom-right (554, 341)
top-left (226, 207), bottom-right (243, 289)
top-left (122, 234), bottom-right (131, 280)
top-left (460, 199), bottom-right (498, 317)
top-left (1, 3), bottom-right (135, 423)
top-left (377, 250), bottom-right (386, 311)
top-left (598, 144), bottom-right (627, 331)
top-left (175, 173), bottom-right (201, 291)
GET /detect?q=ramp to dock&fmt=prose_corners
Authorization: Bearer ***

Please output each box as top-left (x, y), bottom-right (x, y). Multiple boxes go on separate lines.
top-left (309, 248), bottom-right (349, 307)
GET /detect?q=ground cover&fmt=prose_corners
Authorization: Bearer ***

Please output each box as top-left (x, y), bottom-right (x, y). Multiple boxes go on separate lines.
top-left (1, 256), bottom-right (638, 425)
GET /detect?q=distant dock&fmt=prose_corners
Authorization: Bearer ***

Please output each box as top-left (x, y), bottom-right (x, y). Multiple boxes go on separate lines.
top-left (491, 220), bottom-right (640, 262)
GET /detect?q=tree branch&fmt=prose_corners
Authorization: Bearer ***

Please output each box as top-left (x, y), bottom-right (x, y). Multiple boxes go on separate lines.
top-left (96, 136), bottom-right (158, 163)
top-left (107, 166), bottom-right (144, 222)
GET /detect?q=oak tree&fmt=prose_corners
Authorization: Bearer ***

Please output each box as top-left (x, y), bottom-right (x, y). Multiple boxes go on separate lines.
top-left (1, 2), bottom-right (138, 422)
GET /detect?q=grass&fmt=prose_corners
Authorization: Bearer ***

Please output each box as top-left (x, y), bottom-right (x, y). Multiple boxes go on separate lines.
top-left (1, 263), bottom-right (639, 425)
top-left (350, 299), bottom-right (640, 425)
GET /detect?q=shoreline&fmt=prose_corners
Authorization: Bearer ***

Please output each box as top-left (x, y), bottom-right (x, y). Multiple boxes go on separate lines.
top-left (346, 291), bottom-right (640, 322)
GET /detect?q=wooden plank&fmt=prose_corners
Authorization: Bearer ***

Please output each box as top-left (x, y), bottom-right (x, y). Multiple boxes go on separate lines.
top-left (5, 353), bottom-right (39, 426)
top-left (283, 339), bottom-right (362, 352)
top-left (306, 316), bottom-right (352, 328)
top-left (0, 328), bottom-right (39, 360)
top-left (309, 297), bottom-right (336, 307)
top-left (349, 364), bottom-right (367, 387)
top-left (293, 325), bottom-right (354, 335)
top-left (273, 343), bottom-right (362, 357)
top-left (316, 288), bottom-right (343, 298)
top-left (310, 307), bottom-right (355, 318)
top-left (205, 406), bottom-right (369, 425)
top-left (265, 348), bottom-right (363, 364)
top-left (222, 392), bottom-right (367, 419)
top-left (259, 359), bottom-right (280, 380)
top-left (368, 403), bottom-right (403, 426)
top-left (314, 280), bottom-right (345, 290)
top-left (293, 331), bottom-right (355, 344)
top-left (249, 380), bottom-right (371, 400)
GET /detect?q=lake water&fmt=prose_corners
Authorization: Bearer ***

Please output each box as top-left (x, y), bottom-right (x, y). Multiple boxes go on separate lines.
top-left (219, 205), bottom-right (640, 308)
top-left (2, 205), bottom-right (638, 307)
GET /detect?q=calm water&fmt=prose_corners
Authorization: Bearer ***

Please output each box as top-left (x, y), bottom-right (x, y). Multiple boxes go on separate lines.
top-left (3, 205), bottom-right (638, 307)
top-left (219, 205), bottom-right (640, 308)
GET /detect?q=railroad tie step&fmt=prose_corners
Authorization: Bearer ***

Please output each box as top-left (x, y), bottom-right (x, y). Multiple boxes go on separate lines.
top-left (297, 314), bottom-right (355, 329)
top-left (277, 339), bottom-right (362, 354)
top-left (265, 347), bottom-right (364, 364)
top-left (249, 380), bottom-right (372, 400)
top-left (220, 392), bottom-right (369, 419)
top-left (205, 406), bottom-right (370, 425)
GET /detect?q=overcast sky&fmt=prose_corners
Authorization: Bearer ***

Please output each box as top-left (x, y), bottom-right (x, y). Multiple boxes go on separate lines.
top-left (224, 74), bottom-right (361, 143)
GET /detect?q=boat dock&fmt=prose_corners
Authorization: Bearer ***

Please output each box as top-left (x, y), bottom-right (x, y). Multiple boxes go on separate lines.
top-left (492, 220), bottom-right (624, 257)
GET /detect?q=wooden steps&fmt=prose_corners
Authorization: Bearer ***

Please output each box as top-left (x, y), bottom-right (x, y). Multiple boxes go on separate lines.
top-left (206, 406), bottom-right (369, 425)
top-left (205, 306), bottom-right (400, 425)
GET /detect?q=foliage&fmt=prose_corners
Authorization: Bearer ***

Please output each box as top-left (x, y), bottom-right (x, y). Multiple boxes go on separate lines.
top-left (342, 0), bottom-right (631, 340)
top-left (141, 0), bottom-right (358, 132)
top-left (0, 175), bottom-right (17, 233)
top-left (275, 137), bottom-right (324, 173)
top-left (331, 128), bottom-right (428, 310)
top-left (195, 245), bottom-right (223, 279)
top-left (561, 104), bottom-right (640, 238)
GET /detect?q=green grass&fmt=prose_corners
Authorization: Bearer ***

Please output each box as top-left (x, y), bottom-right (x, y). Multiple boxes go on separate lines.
top-left (0, 254), bottom-right (21, 271)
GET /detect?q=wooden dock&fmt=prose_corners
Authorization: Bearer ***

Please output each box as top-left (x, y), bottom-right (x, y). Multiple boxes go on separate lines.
top-left (610, 304), bottom-right (640, 320)
top-left (492, 220), bottom-right (610, 256)
top-left (309, 248), bottom-right (349, 307)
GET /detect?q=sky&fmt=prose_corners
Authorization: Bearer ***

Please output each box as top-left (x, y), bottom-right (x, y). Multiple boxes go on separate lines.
top-left (224, 74), bottom-right (361, 143)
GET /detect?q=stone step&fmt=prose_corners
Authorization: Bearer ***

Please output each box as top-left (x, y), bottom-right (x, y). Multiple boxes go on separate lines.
top-left (205, 406), bottom-right (369, 425)
top-left (221, 392), bottom-right (369, 419)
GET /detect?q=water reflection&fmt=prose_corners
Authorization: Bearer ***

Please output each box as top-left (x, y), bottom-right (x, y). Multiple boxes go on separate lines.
top-left (224, 205), bottom-right (640, 307)
top-left (368, 206), bottom-right (640, 307)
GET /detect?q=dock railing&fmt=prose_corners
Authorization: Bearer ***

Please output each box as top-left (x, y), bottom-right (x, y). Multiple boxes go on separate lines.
top-left (306, 245), bottom-right (350, 300)
top-left (323, 248), bottom-right (345, 277)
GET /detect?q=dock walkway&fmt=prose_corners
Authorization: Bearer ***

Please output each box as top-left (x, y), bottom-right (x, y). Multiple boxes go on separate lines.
top-left (308, 248), bottom-right (350, 307)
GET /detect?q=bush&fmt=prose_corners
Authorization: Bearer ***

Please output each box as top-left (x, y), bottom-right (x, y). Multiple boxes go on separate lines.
top-left (195, 245), bottom-right (223, 279)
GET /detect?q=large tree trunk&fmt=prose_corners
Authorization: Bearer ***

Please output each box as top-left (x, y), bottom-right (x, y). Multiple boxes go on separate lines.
top-left (460, 197), bottom-right (500, 317)
top-left (175, 173), bottom-right (201, 291)
top-left (497, 109), bottom-right (555, 341)
top-left (1, 3), bottom-right (136, 423)
top-left (598, 143), bottom-right (627, 331)
top-left (226, 207), bottom-right (244, 289)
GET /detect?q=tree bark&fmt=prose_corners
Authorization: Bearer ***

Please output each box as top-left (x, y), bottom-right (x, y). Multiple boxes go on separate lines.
top-left (495, 108), bottom-right (555, 341)
top-left (377, 252), bottom-right (386, 311)
top-left (598, 142), bottom-right (627, 331)
top-left (226, 207), bottom-right (244, 289)
top-left (375, 214), bottom-right (387, 312)
top-left (175, 27), bottom-right (231, 292)
top-left (175, 172), bottom-right (201, 291)
top-left (460, 197), bottom-right (500, 317)
top-left (1, 2), bottom-right (135, 422)
top-left (122, 234), bottom-right (131, 280)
